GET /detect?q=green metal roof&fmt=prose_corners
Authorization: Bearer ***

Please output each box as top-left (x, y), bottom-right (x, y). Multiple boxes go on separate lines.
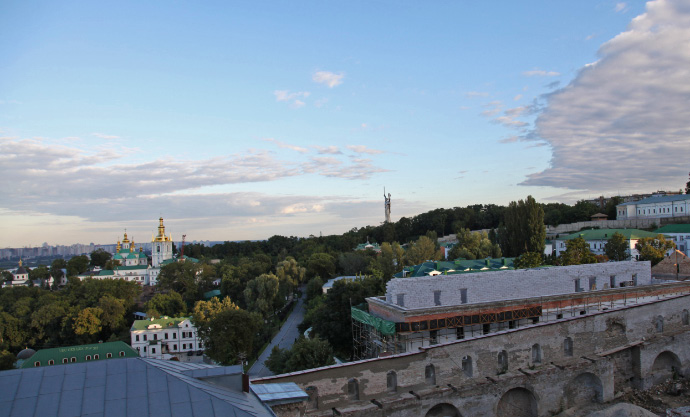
top-left (203, 289), bottom-right (221, 300)
top-left (557, 228), bottom-right (664, 241)
top-left (655, 224), bottom-right (690, 234)
top-left (20, 341), bottom-right (138, 368)
top-left (115, 265), bottom-right (149, 271)
top-left (98, 270), bottom-right (114, 276)
top-left (130, 316), bottom-right (192, 331)
top-left (160, 256), bottom-right (199, 265)
top-left (394, 257), bottom-right (515, 278)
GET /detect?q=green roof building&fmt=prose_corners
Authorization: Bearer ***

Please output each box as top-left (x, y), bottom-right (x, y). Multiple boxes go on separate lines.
top-left (655, 224), bottom-right (690, 256)
top-left (20, 341), bottom-right (138, 369)
top-left (394, 257), bottom-right (515, 278)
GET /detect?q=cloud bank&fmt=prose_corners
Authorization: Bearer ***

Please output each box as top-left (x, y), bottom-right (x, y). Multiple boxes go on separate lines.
top-left (521, 0), bottom-right (690, 194)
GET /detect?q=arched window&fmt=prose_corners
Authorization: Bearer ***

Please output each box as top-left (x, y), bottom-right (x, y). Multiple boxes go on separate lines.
top-left (119, 351), bottom-right (125, 357)
top-left (461, 356), bottom-right (473, 377)
top-left (94, 354), bottom-right (99, 360)
top-left (34, 361), bottom-right (40, 367)
top-left (48, 360), bottom-right (54, 365)
top-left (564, 337), bottom-right (574, 357)
top-left (70, 357), bottom-right (76, 363)
top-left (532, 344), bottom-right (542, 364)
top-left (497, 350), bottom-right (508, 373)
top-left (85, 355), bottom-right (91, 361)
top-left (106, 353), bottom-right (112, 358)
top-left (656, 316), bottom-right (664, 333)
top-left (347, 378), bottom-right (359, 400)
top-left (387, 371), bottom-right (398, 392)
top-left (425, 364), bottom-right (436, 385)
top-left (62, 358), bottom-right (68, 364)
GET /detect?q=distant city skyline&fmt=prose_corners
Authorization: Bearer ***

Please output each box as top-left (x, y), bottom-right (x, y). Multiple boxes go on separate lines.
top-left (2, 0), bottom-right (689, 247)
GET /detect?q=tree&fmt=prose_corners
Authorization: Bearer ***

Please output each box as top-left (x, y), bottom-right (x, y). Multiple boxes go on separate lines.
top-left (197, 307), bottom-right (262, 365)
top-left (275, 257), bottom-right (305, 298)
top-left (244, 273), bottom-right (281, 318)
top-left (448, 229), bottom-right (502, 260)
top-left (559, 237), bottom-right (597, 266)
top-left (145, 291), bottom-right (187, 318)
top-left (1, 270), bottom-right (13, 283)
top-left (502, 196), bottom-right (545, 257)
top-left (306, 253), bottom-right (336, 279)
top-left (338, 252), bottom-right (368, 276)
top-left (604, 232), bottom-right (630, 261)
top-left (67, 255), bottom-right (90, 277)
top-left (73, 307), bottom-right (103, 336)
top-left (405, 236), bottom-right (442, 265)
top-left (29, 265), bottom-right (50, 282)
top-left (90, 249), bottom-right (112, 268)
top-left (98, 295), bottom-right (126, 332)
top-left (158, 261), bottom-right (203, 306)
top-left (265, 345), bottom-right (291, 374)
top-left (192, 296), bottom-right (239, 326)
top-left (0, 350), bottom-right (16, 371)
top-left (311, 277), bottom-right (384, 359)
top-left (513, 252), bottom-right (543, 269)
top-left (635, 234), bottom-right (676, 266)
top-left (305, 277), bottom-right (324, 301)
top-left (50, 258), bottom-right (67, 283)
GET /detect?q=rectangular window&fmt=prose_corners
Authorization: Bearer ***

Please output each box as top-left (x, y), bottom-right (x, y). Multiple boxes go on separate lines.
top-left (456, 327), bottom-right (464, 340)
top-left (173, 344), bottom-right (177, 350)
top-left (610, 275), bottom-right (616, 288)
top-left (173, 333), bottom-right (177, 339)
top-left (460, 289), bottom-right (468, 304)
top-left (183, 343), bottom-right (186, 350)
top-left (430, 330), bottom-right (438, 345)
top-left (152, 348), bottom-right (155, 354)
top-left (154, 334), bottom-right (157, 340)
top-left (396, 294), bottom-right (405, 307)
top-left (632, 274), bottom-right (638, 286)
top-left (434, 290), bottom-right (441, 306)
top-left (143, 335), bottom-right (147, 341)
top-left (136, 335), bottom-right (139, 342)
top-left (575, 278), bottom-right (583, 292)
top-left (165, 333), bottom-right (168, 340)
top-left (589, 277), bottom-right (596, 291)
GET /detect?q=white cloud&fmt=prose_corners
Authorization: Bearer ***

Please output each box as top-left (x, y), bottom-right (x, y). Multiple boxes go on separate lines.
top-left (493, 116), bottom-right (528, 128)
top-left (313, 145), bottom-right (342, 155)
top-left (522, 69), bottom-right (561, 77)
top-left (92, 132), bottom-right (120, 140)
top-left (514, 94), bottom-right (523, 101)
top-left (346, 145), bottom-right (385, 155)
top-left (465, 91), bottom-right (489, 98)
top-left (262, 138), bottom-right (308, 153)
top-left (273, 90), bottom-right (310, 108)
top-left (521, 0), bottom-right (690, 195)
top-left (312, 71), bottom-right (344, 88)
top-left (615, 2), bottom-right (628, 12)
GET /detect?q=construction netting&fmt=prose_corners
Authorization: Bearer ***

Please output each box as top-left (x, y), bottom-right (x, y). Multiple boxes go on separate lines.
top-left (351, 305), bottom-right (396, 336)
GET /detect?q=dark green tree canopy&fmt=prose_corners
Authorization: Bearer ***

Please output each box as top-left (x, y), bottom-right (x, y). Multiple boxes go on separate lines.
top-left (635, 234), bottom-right (676, 266)
top-left (559, 237), bottom-right (598, 265)
top-left (604, 232), bottom-right (630, 261)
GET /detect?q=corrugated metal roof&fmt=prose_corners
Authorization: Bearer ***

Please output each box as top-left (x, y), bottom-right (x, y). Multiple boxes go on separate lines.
top-left (251, 383), bottom-right (308, 405)
top-left (1, 358), bottom-right (275, 417)
top-left (556, 228), bottom-right (663, 241)
top-left (618, 194), bottom-right (690, 206)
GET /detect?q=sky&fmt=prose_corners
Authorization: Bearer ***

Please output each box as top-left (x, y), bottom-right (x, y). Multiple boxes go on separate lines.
top-left (2, 0), bottom-right (690, 247)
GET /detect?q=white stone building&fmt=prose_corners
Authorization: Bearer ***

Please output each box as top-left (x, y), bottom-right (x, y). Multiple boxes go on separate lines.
top-left (616, 194), bottom-right (690, 220)
top-left (552, 228), bottom-right (665, 259)
top-left (130, 317), bottom-right (203, 360)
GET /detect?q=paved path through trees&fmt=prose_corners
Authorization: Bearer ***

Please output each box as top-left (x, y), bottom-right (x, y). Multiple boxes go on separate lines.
top-left (249, 289), bottom-right (307, 377)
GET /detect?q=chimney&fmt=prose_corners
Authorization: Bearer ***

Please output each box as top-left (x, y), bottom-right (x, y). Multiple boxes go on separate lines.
top-left (242, 373), bottom-right (250, 393)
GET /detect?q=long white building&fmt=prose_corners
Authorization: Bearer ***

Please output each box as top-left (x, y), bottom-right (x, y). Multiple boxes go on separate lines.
top-left (616, 194), bottom-right (690, 220)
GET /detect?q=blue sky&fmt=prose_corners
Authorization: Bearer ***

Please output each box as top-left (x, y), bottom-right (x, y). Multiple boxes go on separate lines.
top-left (2, 0), bottom-right (689, 247)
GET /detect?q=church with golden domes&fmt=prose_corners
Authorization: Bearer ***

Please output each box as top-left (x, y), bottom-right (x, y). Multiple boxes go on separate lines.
top-left (93, 218), bottom-right (176, 285)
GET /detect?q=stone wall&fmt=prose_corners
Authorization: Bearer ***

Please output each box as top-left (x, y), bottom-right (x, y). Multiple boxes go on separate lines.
top-left (254, 290), bottom-right (690, 416)
top-left (384, 262), bottom-right (651, 309)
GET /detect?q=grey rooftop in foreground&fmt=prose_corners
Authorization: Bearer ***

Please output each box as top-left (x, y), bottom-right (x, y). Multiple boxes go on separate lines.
top-left (0, 357), bottom-right (296, 417)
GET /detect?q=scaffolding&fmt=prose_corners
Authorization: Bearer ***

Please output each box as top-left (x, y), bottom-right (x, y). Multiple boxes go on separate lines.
top-left (352, 283), bottom-right (690, 360)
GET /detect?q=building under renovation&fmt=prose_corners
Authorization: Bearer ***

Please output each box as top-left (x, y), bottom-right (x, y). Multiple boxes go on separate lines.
top-left (352, 261), bottom-right (650, 359)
